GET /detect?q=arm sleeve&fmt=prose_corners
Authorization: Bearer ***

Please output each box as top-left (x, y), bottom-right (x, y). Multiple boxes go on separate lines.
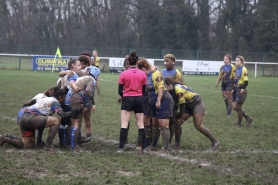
top-left (118, 84), bottom-right (124, 98)
top-left (243, 81), bottom-right (248, 89)
top-left (57, 107), bottom-right (83, 119)
top-left (142, 85), bottom-right (146, 95)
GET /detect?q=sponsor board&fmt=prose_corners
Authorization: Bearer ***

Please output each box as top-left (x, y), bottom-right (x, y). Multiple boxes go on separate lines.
top-left (182, 60), bottom-right (222, 75)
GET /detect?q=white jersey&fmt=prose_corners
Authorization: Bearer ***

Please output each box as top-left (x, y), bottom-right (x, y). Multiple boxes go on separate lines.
top-left (32, 93), bottom-right (47, 100)
top-left (28, 97), bottom-right (61, 116)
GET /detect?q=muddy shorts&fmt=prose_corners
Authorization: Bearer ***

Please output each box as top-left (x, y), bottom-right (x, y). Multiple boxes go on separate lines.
top-left (19, 112), bottom-right (47, 137)
top-left (233, 88), bottom-right (247, 104)
top-left (221, 80), bottom-right (234, 91)
top-left (67, 103), bottom-right (84, 119)
top-left (184, 96), bottom-right (205, 115)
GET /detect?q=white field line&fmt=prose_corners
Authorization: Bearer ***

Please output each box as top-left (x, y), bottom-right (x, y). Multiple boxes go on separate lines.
top-left (99, 78), bottom-right (278, 99)
top-left (2, 115), bottom-right (277, 155)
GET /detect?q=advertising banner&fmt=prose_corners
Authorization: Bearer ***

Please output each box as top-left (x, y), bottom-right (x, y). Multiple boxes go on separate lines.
top-left (109, 58), bottom-right (155, 73)
top-left (32, 56), bottom-right (68, 72)
top-left (109, 58), bottom-right (125, 73)
top-left (182, 60), bottom-right (222, 75)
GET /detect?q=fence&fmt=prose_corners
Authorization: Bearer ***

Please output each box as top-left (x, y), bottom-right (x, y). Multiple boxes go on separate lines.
top-left (0, 54), bottom-right (277, 77)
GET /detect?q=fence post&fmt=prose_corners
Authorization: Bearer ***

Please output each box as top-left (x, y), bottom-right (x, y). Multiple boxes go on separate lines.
top-left (262, 52), bottom-right (265, 76)
top-left (196, 50), bottom-right (199, 60)
top-left (18, 44), bottom-right (21, 70)
top-left (255, 62), bottom-right (257, 78)
top-left (162, 49), bottom-right (164, 58)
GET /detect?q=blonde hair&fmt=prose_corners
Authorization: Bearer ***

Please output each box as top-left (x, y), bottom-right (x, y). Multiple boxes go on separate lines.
top-left (224, 54), bottom-right (232, 63)
top-left (137, 58), bottom-right (151, 70)
top-left (236, 55), bottom-right (245, 64)
top-left (164, 54), bottom-right (176, 62)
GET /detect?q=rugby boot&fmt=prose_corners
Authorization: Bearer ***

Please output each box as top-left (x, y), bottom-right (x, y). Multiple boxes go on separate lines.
top-left (77, 136), bottom-right (92, 144)
top-left (211, 140), bottom-right (220, 150)
top-left (246, 117), bottom-right (253, 127)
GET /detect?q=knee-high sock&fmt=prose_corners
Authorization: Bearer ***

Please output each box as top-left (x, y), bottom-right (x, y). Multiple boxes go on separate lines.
top-left (46, 124), bottom-right (59, 147)
top-left (242, 110), bottom-right (250, 120)
top-left (65, 125), bottom-right (71, 146)
top-left (161, 127), bottom-right (170, 151)
top-left (58, 125), bottom-right (65, 146)
top-left (71, 127), bottom-right (80, 149)
top-left (224, 100), bottom-right (228, 114)
top-left (237, 109), bottom-right (243, 125)
top-left (36, 123), bottom-right (45, 145)
top-left (137, 129), bottom-right (142, 146)
top-left (119, 128), bottom-right (128, 149)
top-left (175, 125), bottom-right (182, 146)
top-left (138, 129), bottom-right (146, 149)
top-left (124, 121), bottom-right (130, 144)
top-left (227, 102), bottom-right (232, 115)
top-left (169, 119), bottom-right (175, 144)
top-left (144, 125), bottom-right (152, 146)
top-left (78, 130), bottom-right (82, 140)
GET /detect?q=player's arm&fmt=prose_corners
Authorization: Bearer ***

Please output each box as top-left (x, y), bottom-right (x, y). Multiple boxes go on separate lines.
top-left (22, 99), bottom-right (37, 107)
top-left (118, 84), bottom-right (124, 98)
top-left (176, 103), bottom-right (185, 118)
top-left (59, 70), bottom-right (74, 77)
top-left (215, 67), bottom-right (223, 87)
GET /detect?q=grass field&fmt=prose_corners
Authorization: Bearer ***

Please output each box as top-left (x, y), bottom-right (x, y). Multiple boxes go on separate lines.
top-left (0, 69), bottom-right (278, 185)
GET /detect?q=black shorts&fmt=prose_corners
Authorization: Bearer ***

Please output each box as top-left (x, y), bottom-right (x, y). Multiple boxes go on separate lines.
top-left (19, 113), bottom-right (47, 137)
top-left (121, 96), bottom-right (144, 113)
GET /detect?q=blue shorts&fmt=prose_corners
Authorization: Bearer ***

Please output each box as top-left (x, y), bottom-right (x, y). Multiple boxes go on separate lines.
top-left (221, 81), bottom-right (234, 91)
top-left (149, 91), bottom-right (173, 119)
top-left (232, 88), bottom-right (247, 104)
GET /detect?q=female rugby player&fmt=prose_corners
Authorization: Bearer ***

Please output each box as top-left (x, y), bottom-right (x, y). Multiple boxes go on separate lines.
top-left (0, 89), bottom-right (82, 150)
top-left (215, 54), bottom-right (236, 116)
top-left (161, 54), bottom-right (184, 149)
top-left (232, 56), bottom-right (253, 127)
top-left (137, 58), bottom-right (174, 152)
top-left (165, 76), bottom-right (220, 150)
top-left (65, 58), bottom-right (95, 152)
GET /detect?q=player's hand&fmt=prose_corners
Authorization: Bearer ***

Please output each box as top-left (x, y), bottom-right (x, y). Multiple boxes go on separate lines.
top-left (91, 105), bottom-right (96, 112)
top-left (240, 89), bottom-right (245, 94)
top-left (118, 98), bottom-right (122, 104)
top-left (215, 83), bottom-right (218, 87)
top-left (155, 101), bottom-right (161, 109)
